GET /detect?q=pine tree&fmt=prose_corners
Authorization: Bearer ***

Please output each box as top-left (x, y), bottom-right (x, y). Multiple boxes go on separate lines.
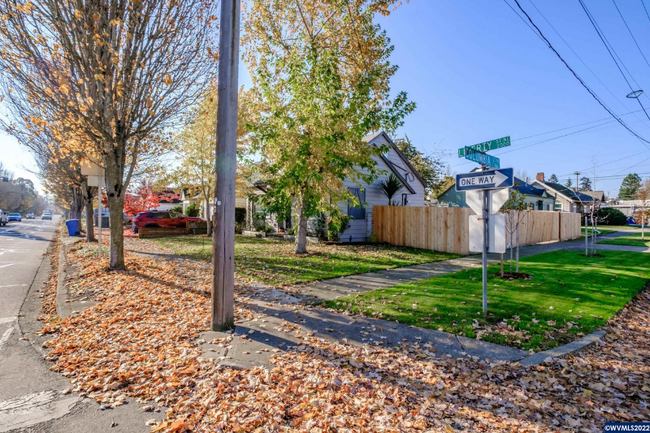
top-left (565, 178), bottom-right (573, 189)
top-left (619, 173), bottom-right (642, 200)
top-left (548, 174), bottom-right (559, 183)
top-left (580, 176), bottom-right (592, 191)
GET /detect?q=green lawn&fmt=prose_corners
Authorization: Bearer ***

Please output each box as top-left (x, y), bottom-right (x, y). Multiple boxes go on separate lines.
top-left (152, 235), bottom-right (459, 286)
top-left (325, 250), bottom-right (650, 351)
top-left (600, 232), bottom-right (650, 247)
top-left (581, 227), bottom-right (615, 237)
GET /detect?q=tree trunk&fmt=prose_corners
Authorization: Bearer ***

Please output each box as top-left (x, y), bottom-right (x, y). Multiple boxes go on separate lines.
top-left (585, 215), bottom-right (588, 256)
top-left (85, 195), bottom-right (95, 242)
top-left (509, 244), bottom-right (513, 273)
top-left (295, 196), bottom-right (308, 254)
top-left (206, 198), bottom-right (212, 236)
top-left (642, 215), bottom-right (645, 240)
top-left (500, 253), bottom-right (504, 277)
top-left (515, 227), bottom-right (520, 273)
top-left (105, 157), bottom-right (126, 270)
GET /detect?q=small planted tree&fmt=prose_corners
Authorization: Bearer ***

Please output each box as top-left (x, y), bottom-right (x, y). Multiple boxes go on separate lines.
top-left (377, 174), bottom-right (404, 206)
top-left (635, 181), bottom-right (650, 239)
top-left (501, 189), bottom-right (528, 274)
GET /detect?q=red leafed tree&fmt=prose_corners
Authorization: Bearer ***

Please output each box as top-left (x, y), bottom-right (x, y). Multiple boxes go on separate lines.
top-left (103, 181), bottom-right (160, 216)
top-left (124, 182), bottom-right (160, 216)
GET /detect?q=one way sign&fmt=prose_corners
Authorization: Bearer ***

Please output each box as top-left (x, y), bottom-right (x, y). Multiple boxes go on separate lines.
top-left (455, 168), bottom-right (514, 192)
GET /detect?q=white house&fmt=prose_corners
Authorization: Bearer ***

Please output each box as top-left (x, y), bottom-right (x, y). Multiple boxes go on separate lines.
top-left (337, 131), bottom-right (426, 241)
top-left (249, 131), bottom-right (427, 242)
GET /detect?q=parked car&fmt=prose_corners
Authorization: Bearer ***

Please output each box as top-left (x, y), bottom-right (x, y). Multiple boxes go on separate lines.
top-left (26, 213), bottom-right (35, 219)
top-left (132, 211), bottom-right (203, 233)
top-left (8, 213), bottom-right (22, 222)
top-left (0, 209), bottom-right (7, 226)
top-left (42, 211), bottom-right (52, 220)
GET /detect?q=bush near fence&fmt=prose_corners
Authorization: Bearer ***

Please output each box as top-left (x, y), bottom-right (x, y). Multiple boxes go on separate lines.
top-left (373, 206), bottom-right (581, 255)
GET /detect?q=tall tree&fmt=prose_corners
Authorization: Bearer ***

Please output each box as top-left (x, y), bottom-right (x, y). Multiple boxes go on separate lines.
top-left (580, 176), bottom-right (592, 191)
top-left (0, 0), bottom-right (219, 269)
top-left (243, 0), bottom-right (414, 253)
top-left (172, 85), bottom-right (251, 235)
top-left (565, 178), bottom-right (573, 189)
top-left (393, 135), bottom-right (443, 199)
top-left (548, 174), bottom-right (559, 183)
top-left (619, 173), bottom-right (642, 200)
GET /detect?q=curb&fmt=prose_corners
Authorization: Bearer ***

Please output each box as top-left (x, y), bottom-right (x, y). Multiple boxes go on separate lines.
top-left (55, 231), bottom-right (68, 318)
top-left (55, 232), bottom-right (98, 318)
top-left (518, 330), bottom-right (606, 366)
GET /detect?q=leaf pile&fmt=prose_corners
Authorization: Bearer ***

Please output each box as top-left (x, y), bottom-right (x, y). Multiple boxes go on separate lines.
top-left (40, 240), bottom-right (650, 432)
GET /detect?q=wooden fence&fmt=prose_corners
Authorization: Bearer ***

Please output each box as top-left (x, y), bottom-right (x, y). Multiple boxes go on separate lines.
top-left (373, 206), bottom-right (581, 255)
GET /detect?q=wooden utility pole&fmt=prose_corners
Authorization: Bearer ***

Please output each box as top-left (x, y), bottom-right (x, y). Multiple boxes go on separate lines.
top-left (211, 0), bottom-right (240, 331)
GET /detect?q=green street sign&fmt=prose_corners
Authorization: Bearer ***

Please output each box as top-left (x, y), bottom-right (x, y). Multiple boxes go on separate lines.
top-left (464, 147), bottom-right (500, 169)
top-left (458, 136), bottom-right (511, 158)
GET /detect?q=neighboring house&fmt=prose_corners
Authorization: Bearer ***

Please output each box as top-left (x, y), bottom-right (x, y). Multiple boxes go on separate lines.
top-left (579, 190), bottom-right (605, 204)
top-left (248, 131), bottom-right (427, 241)
top-left (437, 175), bottom-right (555, 210)
top-left (532, 173), bottom-right (596, 212)
top-left (181, 188), bottom-right (247, 221)
top-left (602, 199), bottom-right (645, 217)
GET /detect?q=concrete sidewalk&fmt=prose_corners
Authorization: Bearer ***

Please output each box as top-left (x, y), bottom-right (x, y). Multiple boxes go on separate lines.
top-left (290, 237), bottom-right (595, 302)
top-left (198, 233), bottom-right (646, 369)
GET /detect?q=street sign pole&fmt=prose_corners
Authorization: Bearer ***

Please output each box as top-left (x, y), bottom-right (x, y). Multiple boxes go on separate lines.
top-left (482, 170), bottom-right (490, 315)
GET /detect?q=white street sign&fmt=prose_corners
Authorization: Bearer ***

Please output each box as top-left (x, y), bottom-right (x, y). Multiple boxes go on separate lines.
top-left (466, 188), bottom-right (510, 216)
top-left (469, 214), bottom-right (506, 253)
top-left (466, 190), bottom-right (483, 215)
top-left (490, 188), bottom-right (509, 214)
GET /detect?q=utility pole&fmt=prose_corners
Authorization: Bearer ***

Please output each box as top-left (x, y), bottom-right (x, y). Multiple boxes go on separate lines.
top-left (574, 171), bottom-right (580, 192)
top-left (211, 0), bottom-right (240, 331)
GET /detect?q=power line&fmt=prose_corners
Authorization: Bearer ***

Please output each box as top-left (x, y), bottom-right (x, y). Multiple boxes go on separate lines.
top-left (577, 0), bottom-right (650, 122)
top-left (577, 0), bottom-right (641, 91)
top-left (511, 0), bottom-right (650, 149)
top-left (611, 0), bottom-right (650, 71)
top-left (527, 0), bottom-right (650, 129)
top-left (642, 0), bottom-right (650, 25)
top-left (501, 0), bottom-right (546, 44)
top-left (513, 109), bottom-right (643, 141)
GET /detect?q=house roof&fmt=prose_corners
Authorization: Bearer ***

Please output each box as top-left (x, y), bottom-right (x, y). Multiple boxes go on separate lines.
top-left (513, 177), bottom-right (548, 197)
top-left (533, 180), bottom-right (596, 203)
top-left (363, 131), bottom-right (428, 190)
top-left (580, 190), bottom-right (605, 201)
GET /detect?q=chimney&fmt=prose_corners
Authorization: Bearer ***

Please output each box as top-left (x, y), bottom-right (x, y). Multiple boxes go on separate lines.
top-left (536, 172), bottom-right (545, 182)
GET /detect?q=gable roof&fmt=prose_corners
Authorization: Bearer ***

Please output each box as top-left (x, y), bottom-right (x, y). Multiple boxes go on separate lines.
top-left (533, 180), bottom-right (596, 203)
top-left (580, 190), bottom-right (605, 201)
top-left (364, 131), bottom-right (428, 190)
top-left (513, 177), bottom-right (548, 197)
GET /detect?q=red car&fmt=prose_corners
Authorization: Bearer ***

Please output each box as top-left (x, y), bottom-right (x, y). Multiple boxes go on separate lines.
top-left (132, 211), bottom-right (203, 233)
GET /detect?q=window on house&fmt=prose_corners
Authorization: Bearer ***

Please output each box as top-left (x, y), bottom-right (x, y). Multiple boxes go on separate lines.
top-left (402, 193), bottom-right (409, 206)
top-left (546, 204), bottom-right (551, 211)
top-left (554, 203), bottom-right (563, 212)
top-left (348, 187), bottom-right (366, 220)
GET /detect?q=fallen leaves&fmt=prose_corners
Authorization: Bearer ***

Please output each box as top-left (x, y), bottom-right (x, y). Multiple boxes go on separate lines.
top-left (38, 238), bottom-right (650, 432)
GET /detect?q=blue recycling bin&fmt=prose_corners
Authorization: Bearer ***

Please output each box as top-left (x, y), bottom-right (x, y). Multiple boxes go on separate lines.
top-left (66, 219), bottom-right (80, 236)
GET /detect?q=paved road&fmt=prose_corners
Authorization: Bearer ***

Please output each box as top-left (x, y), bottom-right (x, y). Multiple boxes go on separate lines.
top-left (0, 218), bottom-right (160, 432)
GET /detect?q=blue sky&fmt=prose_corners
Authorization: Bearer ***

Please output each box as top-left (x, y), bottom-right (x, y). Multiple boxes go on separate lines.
top-left (3, 0), bottom-right (650, 197)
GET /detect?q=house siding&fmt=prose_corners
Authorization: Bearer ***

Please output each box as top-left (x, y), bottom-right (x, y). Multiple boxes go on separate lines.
top-left (338, 133), bottom-right (426, 242)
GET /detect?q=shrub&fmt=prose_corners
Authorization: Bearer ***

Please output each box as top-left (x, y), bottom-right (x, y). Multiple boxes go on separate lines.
top-left (186, 202), bottom-right (200, 217)
top-left (169, 205), bottom-right (183, 214)
top-left (595, 207), bottom-right (627, 226)
top-left (328, 214), bottom-right (350, 241)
